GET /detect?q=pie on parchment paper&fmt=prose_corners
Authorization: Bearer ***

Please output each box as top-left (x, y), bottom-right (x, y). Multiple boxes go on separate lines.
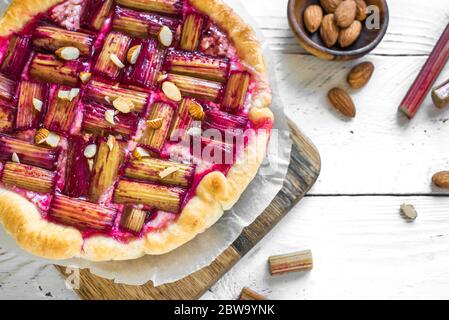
top-left (0, 0), bottom-right (273, 261)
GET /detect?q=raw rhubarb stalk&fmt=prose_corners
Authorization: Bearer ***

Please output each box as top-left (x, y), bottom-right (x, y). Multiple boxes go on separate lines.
top-left (112, 6), bottom-right (178, 38)
top-left (114, 180), bottom-right (184, 213)
top-left (64, 136), bottom-right (92, 198)
top-left (93, 32), bottom-right (132, 80)
top-left (0, 134), bottom-right (59, 170)
top-left (115, 0), bottom-right (183, 15)
top-left (122, 39), bottom-right (164, 88)
top-left (399, 23), bottom-right (449, 118)
top-left (0, 103), bottom-right (15, 133)
top-left (165, 50), bottom-right (229, 83)
top-left (43, 86), bottom-right (80, 134)
top-left (203, 108), bottom-right (248, 133)
top-left (119, 206), bottom-right (147, 234)
top-left (1, 162), bottom-right (55, 194)
top-left (0, 35), bottom-right (32, 79)
top-left (84, 80), bottom-right (149, 113)
top-left (269, 250), bottom-right (313, 276)
top-left (16, 81), bottom-right (48, 130)
top-left (239, 287), bottom-right (267, 301)
top-left (30, 53), bottom-right (81, 86)
top-left (0, 74), bottom-right (16, 104)
top-left (125, 157), bottom-right (194, 187)
top-left (140, 102), bottom-right (174, 152)
top-left (180, 13), bottom-right (205, 51)
top-left (82, 102), bottom-right (139, 137)
top-left (49, 194), bottom-right (117, 232)
top-left (33, 26), bottom-right (94, 56)
top-left (165, 73), bottom-right (223, 102)
top-left (222, 72), bottom-right (251, 113)
top-left (90, 136), bottom-right (125, 202)
top-left (168, 98), bottom-right (195, 141)
top-left (82, 0), bottom-right (115, 31)
top-left (432, 79), bottom-right (449, 109)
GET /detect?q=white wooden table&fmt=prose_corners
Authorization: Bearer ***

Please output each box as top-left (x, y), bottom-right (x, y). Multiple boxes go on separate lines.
top-left (2, 0), bottom-right (449, 300)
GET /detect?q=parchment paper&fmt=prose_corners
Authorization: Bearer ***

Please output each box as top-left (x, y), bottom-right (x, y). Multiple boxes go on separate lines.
top-left (0, 0), bottom-right (293, 286)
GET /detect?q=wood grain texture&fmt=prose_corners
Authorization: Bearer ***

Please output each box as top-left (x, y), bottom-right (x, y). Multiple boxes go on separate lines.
top-left (56, 123), bottom-right (321, 300)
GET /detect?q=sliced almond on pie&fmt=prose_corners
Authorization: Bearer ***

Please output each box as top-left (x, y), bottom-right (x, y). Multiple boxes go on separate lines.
top-left (110, 53), bottom-right (125, 69)
top-left (132, 147), bottom-right (151, 160)
top-left (35, 128), bottom-right (50, 145)
top-left (46, 132), bottom-right (61, 148)
top-left (11, 152), bottom-right (20, 163)
top-left (56, 46), bottom-right (80, 61)
top-left (113, 96), bottom-right (134, 114)
top-left (127, 45), bottom-right (142, 65)
top-left (159, 26), bottom-right (173, 47)
top-left (84, 144), bottom-right (97, 159)
top-left (58, 90), bottom-right (71, 101)
top-left (104, 109), bottom-right (116, 125)
top-left (80, 72), bottom-right (92, 84)
top-left (146, 118), bottom-right (163, 129)
top-left (162, 81), bottom-right (182, 102)
top-left (33, 98), bottom-right (43, 112)
top-left (158, 166), bottom-right (179, 179)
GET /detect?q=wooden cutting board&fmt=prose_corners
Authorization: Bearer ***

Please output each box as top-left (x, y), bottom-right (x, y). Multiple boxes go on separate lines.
top-left (56, 121), bottom-right (321, 300)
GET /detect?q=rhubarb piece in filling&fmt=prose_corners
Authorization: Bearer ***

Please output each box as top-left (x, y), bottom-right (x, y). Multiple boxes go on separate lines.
top-left (0, 0), bottom-right (269, 243)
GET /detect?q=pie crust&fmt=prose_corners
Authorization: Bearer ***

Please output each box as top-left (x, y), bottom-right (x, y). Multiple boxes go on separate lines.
top-left (0, 0), bottom-right (273, 261)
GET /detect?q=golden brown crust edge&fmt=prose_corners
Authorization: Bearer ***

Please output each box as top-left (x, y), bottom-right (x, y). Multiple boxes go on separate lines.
top-left (0, 0), bottom-right (274, 261)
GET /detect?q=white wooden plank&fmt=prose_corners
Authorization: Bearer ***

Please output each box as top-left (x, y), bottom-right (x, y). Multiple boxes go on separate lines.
top-left (275, 53), bottom-right (449, 194)
top-left (240, 0), bottom-right (449, 55)
top-left (202, 196), bottom-right (449, 300)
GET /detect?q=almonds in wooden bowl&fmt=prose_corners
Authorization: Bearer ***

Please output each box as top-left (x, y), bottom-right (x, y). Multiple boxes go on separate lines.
top-left (334, 0), bottom-right (357, 28)
top-left (320, 14), bottom-right (340, 48)
top-left (304, 4), bottom-right (324, 33)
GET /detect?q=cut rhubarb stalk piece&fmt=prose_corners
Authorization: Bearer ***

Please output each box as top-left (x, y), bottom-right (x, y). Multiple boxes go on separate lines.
top-left (0, 103), bottom-right (15, 133)
top-left (64, 136), bottom-right (92, 198)
top-left (399, 23), bottom-right (449, 118)
top-left (122, 39), bottom-right (164, 88)
top-left (432, 79), bottom-right (449, 109)
top-left (115, 0), bottom-right (183, 15)
top-left (114, 180), bottom-right (184, 213)
top-left (0, 35), bottom-right (32, 79)
top-left (222, 72), bottom-right (251, 113)
top-left (0, 74), bottom-right (16, 103)
top-left (125, 157), bottom-right (194, 187)
top-left (43, 86), bottom-right (80, 134)
top-left (84, 80), bottom-right (150, 113)
top-left (16, 81), bottom-right (48, 130)
top-left (30, 53), bottom-right (81, 86)
top-left (50, 0), bottom-right (85, 31)
top-left (1, 162), bottom-right (55, 194)
top-left (90, 136), bottom-right (125, 202)
top-left (0, 134), bottom-right (59, 170)
top-left (93, 32), bottom-right (132, 80)
top-left (119, 206), bottom-right (147, 234)
top-left (82, 102), bottom-right (139, 137)
top-left (49, 194), bottom-right (117, 232)
top-left (199, 136), bottom-right (234, 163)
top-left (200, 21), bottom-right (230, 57)
top-left (82, 0), bottom-right (115, 31)
top-left (139, 102), bottom-right (174, 152)
top-left (33, 26), bottom-right (94, 56)
top-left (165, 73), bottom-right (223, 102)
top-left (165, 50), bottom-right (229, 83)
top-left (203, 108), bottom-right (248, 133)
top-left (180, 13), bottom-right (205, 51)
top-left (112, 6), bottom-right (179, 39)
top-left (168, 98), bottom-right (196, 141)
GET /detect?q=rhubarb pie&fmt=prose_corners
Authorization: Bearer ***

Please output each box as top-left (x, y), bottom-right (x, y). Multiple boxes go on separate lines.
top-left (0, 0), bottom-right (273, 261)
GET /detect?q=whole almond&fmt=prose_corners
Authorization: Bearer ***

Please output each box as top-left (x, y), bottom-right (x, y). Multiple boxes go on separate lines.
top-left (328, 87), bottom-right (356, 118)
top-left (304, 5), bottom-right (323, 33)
top-left (432, 171), bottom-right (449, 189)
top-left (338, 20), bottom-right (362, 48)
top-left (320, 0), bottom-right (342, 13)
top-left (355, 0), bottom-right (368, 21)
top-left (334, 0), bottom-right (357, 28)
top-left (347, 61), bottom-right (374, 89)
top-left (320, 14), bottom-right (340, 48)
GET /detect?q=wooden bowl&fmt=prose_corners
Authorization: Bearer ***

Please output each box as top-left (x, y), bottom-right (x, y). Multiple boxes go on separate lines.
top-left (288, 0), bottom-right (389, 60)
